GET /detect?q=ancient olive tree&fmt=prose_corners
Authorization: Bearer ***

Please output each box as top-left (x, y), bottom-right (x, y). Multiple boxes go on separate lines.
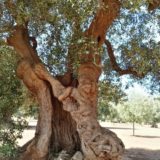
top-left (0, 0), bottom-right (160, 160)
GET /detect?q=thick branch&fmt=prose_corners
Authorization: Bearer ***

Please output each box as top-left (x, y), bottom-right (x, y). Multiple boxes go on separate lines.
top-left (105, 39), bottom-right (144, 78)
top-left (67, 0), bottom-right (121, 72)
top-left (85, 0), bottom-right (120, 46)
top-left (7, 25), bottom-right (69, 100)
top-left (7, 25), bottom-right (40, 63)
top-left (148, 0), bottom-right (160, 11)
top-left (33, 64), bottom-right (67, 98)
top-left (6, 25), bottom-right (56, 159)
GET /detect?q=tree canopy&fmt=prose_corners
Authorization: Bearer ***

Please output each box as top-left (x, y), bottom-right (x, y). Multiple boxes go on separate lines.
top-left (0, 0), bottom-right (159, 86)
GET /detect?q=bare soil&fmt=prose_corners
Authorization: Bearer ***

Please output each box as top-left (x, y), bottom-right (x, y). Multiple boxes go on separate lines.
top-left (101, 122), bottom-right (160, 160)
top-left (18, 121), bottom-right (160, 160)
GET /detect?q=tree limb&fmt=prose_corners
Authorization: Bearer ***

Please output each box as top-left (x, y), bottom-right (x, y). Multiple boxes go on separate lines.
top-left (105, 39), bottom-right (144, 78)
top-left (148, 0), bottom-right (160, 11)
top-left (7, 24), bottom-right (75, 102)
top-left (7, 25), bottom-right (40, 63)
top-left (85, 0), bottom-right (120, 46)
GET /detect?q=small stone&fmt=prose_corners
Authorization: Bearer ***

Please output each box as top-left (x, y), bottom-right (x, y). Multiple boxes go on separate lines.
top-left (71, 151), bottom-right (83, 160)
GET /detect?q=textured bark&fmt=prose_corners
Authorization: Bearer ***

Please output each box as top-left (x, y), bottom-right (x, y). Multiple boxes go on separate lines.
top-left (63, 1), bottom-right (125, 159)
top-left (148, 0), bottom-right (160, 11)
top-left (34, 59), bottom-right (124, 160)
top-left (72, 2), bottom-right (125, 158)
top-left (7, 26), bottom-right (52, 160)
top-left (51, 98), bottom-right (80, 154)
top-left (7, 26), bottom-right (80, 160)
top-left (7, 0), bottom-right (125, 160)
top-left (85, 0), bottom-right (120, 45)
top-left (66, 62), bottom-right (124, 160)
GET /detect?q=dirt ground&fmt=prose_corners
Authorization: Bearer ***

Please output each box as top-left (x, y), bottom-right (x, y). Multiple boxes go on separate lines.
top-left (18, 121), bottom-right (160, 160)
top-left (101, 122), bottom-right (160, 160)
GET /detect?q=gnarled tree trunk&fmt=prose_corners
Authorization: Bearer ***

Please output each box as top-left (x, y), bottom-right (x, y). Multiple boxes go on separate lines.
top-left (7, 0), bottom-right (125, 160)
top-left (7, 26), bottom-right (81, 160)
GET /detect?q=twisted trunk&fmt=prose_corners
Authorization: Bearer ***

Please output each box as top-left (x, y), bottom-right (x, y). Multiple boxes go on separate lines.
top-left (7, 1), bottom-right (125, 160)
top-left (7, 26), bottom-right (80, 160)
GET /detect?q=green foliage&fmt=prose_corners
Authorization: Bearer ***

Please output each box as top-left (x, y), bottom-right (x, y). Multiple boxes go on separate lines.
top-left (149, 99), bottom-right (160, 127)
top-left (1, 0), bottom-right (159, 83)
top-left (98, 81), bottom-right (125, 121)
top-left (0, 118), bottom-right (27, 158)
top-left (104, 5), bottom-right (160, 90)
top-left (0, 46), bottom-right (28, 158)
top-left (0, 143), bottom-right (17, 158)
top-left (116, 89), bottom-right (159, 124)
top-left (98, 101), bottom-right (119, 122)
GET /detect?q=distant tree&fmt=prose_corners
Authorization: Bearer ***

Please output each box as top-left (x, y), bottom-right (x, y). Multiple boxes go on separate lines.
top-left (98, 81), bottom-right (125, 122)
top-left (117, 90), bottom-right (153, 135)
top-left (150, 99), bottom-right (160, 128)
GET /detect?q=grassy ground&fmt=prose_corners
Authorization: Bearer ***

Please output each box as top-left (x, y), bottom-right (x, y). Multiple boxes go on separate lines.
top-left (18, 121), bottom-right (160, 160)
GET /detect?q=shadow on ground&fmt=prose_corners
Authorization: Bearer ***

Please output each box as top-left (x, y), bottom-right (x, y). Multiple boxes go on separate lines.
top-left (124, 148), bottom-right (160, 160)
top-left (107, 127), bottom-right (133, 130)
top-left (134, 135), bottom-right (160, 138)
top-left (27, 125), bottom-right (36, 130)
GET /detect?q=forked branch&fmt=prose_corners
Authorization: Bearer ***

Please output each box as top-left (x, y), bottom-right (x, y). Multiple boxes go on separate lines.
top-left (105, 39), bottom-right (144, 78)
